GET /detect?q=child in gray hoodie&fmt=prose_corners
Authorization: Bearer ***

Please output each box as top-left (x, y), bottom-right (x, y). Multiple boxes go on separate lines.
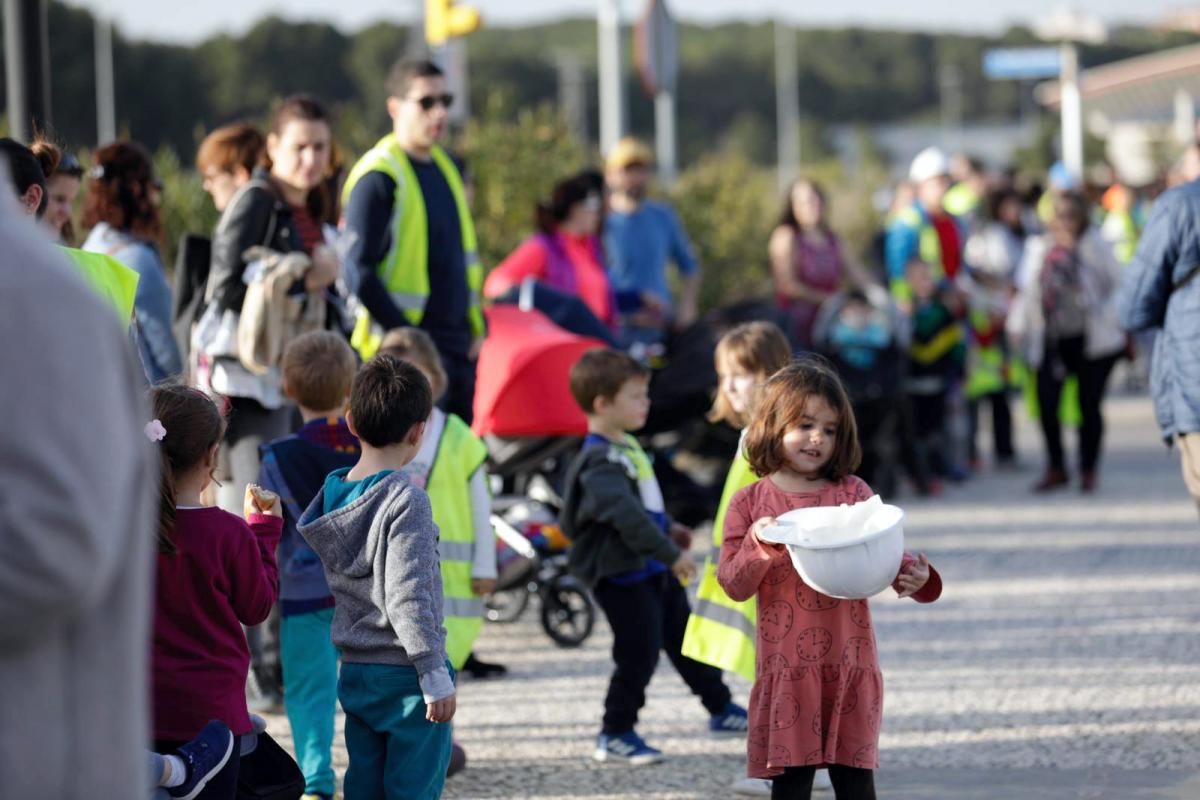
top-left (298, 354), bottom-right (455, 799)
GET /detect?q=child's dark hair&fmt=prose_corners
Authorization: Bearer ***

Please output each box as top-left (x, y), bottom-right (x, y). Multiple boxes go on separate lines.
top-left (743, 356), bottom-right (861, 481)
top-left (378, 327), bottom-right (448, 401)
top-left (149, 384), bottom-right (227, 554)
top-left (568, 348), bottom-right (650, 415)
top-left (349, 354), bottom-right (433, 448)
top-left (281, 330), bottom-right (359, 412)
top-left (0, 136), bottom-right (59, 216)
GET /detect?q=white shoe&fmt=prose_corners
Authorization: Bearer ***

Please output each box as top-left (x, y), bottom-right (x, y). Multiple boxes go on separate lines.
top-left (814, 768), bottom-right (833, 791)
top-left (731, 777), bottom-right (772, 797)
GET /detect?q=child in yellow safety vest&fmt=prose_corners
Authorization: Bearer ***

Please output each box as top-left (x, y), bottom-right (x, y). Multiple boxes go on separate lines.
top-left (378, 329), bottom-right (505, 680)
top-left (679, 321), bottom-right (833, 796)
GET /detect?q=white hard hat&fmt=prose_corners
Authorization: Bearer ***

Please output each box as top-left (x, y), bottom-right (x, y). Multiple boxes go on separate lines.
top-left (909, 147), bottom-right (950, 184)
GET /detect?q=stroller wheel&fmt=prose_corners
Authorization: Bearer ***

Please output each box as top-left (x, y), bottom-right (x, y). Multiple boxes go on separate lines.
top-left (484, 587), bottom-right (531, 623)
top-left (539, 582), bottom-right (595, 647)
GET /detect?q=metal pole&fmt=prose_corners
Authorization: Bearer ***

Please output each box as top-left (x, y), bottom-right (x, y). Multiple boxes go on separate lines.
top-left (5, 0), bottom-right (51, 142)
top-left (939, 62), bottom-right (963, 154)
top-left (774, 19), bottom-right (800, 195)
top-left (443, 38), bottom-right (470, 125)
top-left (556, 52), bottom-right (589, 145)
top-left (1174, 89), bottom-right (1195, 145)
top-left (95, 15), bottom-right (117, 143)
top-left (598, 0), bottom-right (625, 156)
top-left (1060, 42), bottom-right (1084, 181)
top-left (654, 90), bottom-right (676, 187)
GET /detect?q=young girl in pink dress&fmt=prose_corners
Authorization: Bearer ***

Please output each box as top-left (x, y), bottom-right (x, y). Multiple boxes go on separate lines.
top-left (717, 358), bottom-right (942, 799)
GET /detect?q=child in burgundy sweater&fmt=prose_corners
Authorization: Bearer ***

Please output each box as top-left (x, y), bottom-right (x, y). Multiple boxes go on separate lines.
top-left (148, 383), bottom-right (300, 799)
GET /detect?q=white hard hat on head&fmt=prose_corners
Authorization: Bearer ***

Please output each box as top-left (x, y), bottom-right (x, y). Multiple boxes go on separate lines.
top-left (909, 147), bottom-right (950, 184)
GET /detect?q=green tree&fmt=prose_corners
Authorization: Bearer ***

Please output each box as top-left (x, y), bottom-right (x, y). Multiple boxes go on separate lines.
top-left (458, 97), bottom-right (593, 270)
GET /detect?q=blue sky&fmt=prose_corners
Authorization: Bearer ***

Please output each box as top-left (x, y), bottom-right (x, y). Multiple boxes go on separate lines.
top-left (83, 0), bottom-right (1181, 43)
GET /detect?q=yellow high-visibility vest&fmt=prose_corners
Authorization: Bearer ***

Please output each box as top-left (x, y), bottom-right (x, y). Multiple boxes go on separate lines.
top-left (425, 412), bottom-right (490, 669)
top-left (341, 135), bottom-right (484, 359)
top-left (60, 246), bottom-right (139, 323)
top-left (680, 451), bottom-right (760, 681)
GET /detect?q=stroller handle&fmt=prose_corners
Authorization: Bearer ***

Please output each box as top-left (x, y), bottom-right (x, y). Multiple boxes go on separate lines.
top-left (491, 514), bottom-right (539, 560)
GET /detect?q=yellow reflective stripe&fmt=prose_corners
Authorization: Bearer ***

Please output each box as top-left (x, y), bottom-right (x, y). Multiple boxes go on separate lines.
top-left (691, 597), bottom-right (756, 638)
top-left (910, 324), bottom-right (963, 364)
top-left (443, 596), bottom-right (484, 617)
top-left (439, 541), bottom-right (475, 561)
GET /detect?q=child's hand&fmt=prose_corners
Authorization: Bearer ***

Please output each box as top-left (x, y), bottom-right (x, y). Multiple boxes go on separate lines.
top-left (471, 578), bottom-right (496, 597)
top-left (669, 521), bottom-right (694, 550)
top-left (426, 693), bottom-right (456, 723)
top-left (671, 554), bottom-right (698, 585)
top-left (750, 517), bottom-right (785, 552)
top-left (896, 553), bottom-right (931, 598)
top-left (244, 485), bottom-right (282, 520)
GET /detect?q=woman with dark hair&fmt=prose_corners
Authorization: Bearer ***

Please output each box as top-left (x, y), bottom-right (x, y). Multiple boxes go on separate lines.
top-left (199, 95), bottom-right (341, 708)
top-left (768, 178), bottom-right (874, 349)
top-left (1009, 191), bottom-right (1127, 493)
top-left (82, 141), bottom-right (183, 382)
top-left (44, 148), bottom-right (84, 244)
top-left (484, 170), bottom-right (613, 324)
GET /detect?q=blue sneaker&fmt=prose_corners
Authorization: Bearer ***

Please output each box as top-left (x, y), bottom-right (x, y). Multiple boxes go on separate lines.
top-left (593, 731), bottom-right (663, 765)
top-left (167, 720), bottom-right (235, 800)
top-left (709, 702), bottom-right (749, 736)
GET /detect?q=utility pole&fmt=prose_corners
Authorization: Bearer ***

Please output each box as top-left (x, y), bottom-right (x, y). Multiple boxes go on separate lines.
top-left (1059, 42), bottom-right (1084, 181)
top-left (774, 19), bottom-right (800, 194)
top-left (939, 62), bottom-right (963, 155)
top-left (598, 0), bottom-right (625, 157)
top-left (4, 0), bottom-right (51, 142)
top-left (95, 15), bottom-right (117, 143)
top-left (556, 52), bottom-right (589, 145)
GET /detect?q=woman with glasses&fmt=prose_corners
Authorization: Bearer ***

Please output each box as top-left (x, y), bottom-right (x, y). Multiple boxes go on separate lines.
top-left (1009, 190), bottom-right (1127, 493)
top-left (82, 141), bottom-right (183, 383)
top-left (484, 170), bottom-right (615, 325)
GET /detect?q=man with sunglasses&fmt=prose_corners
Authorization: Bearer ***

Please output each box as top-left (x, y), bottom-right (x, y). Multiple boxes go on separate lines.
top-left (342, 59), bottom-right (485, 423)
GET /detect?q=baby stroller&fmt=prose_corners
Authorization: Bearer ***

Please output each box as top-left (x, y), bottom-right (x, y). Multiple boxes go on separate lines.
top-left (472, 303), bottom-right (602, 647)
top-left (812, 287), bottom-right (908, 499)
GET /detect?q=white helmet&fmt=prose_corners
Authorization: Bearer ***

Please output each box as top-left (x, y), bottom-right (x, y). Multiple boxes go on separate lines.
top-left (909, 147), bottom-right (950, 184)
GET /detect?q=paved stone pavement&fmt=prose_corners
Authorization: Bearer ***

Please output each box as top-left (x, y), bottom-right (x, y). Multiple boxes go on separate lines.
top-left (262, 395), bottom-right (1200, 798)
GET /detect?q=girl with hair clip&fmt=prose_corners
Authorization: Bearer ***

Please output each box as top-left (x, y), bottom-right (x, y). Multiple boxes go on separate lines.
top-left (146, 383), bottom-right (303, 799)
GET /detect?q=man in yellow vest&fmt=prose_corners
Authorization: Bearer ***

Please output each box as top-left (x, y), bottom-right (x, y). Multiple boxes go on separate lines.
top-left (342, 59), bottom-right (485, 422)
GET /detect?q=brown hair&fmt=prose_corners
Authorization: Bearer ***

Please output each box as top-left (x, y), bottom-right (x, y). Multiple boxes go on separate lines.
top-left (281, 331), bottom-right (358, 412)
top-left (349, 354), bottom-right (433, 448)
top-left (82, 140), bottom-right (161, 239)
top-left (386, 59), bottom-right (444, 100)
top-left (743, 357), bottom-right (861, 481)
top-left (379, 328), bottom-right (448, 401)
top-left (710, 321), bottom-right (792, 428)
top-left (568, 349), bottom-right (650, 415)
top-left (196, 122), bottom-right (265, 176)
top-left (778, 177), bottom-right (832, 236)
top-left (149, 384), bottom-right (227, 554)
top-left (264, 94), bottom-right (334, 221)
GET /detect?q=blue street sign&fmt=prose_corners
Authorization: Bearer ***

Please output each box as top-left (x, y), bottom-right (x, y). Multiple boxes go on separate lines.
top-left (983, 47), bottom-right (1062, 80)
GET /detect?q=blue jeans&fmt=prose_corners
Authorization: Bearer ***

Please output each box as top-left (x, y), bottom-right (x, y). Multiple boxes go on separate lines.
top-left (338, 662), bottom-right (453, 800)
top-left (281, 608), bottom-right (339, 797)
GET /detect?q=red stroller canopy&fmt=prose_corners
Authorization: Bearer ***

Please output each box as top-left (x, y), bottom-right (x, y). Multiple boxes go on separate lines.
top-left (472, 305), bottom-right (607, 438)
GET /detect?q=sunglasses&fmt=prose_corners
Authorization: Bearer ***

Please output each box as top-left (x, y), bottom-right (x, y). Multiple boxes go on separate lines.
top-left (408, 93), bottom-right (454, 111)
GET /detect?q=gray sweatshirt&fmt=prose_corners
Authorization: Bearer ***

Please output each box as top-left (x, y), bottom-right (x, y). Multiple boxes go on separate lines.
top-left (298, 473), bottom-right (453, 701)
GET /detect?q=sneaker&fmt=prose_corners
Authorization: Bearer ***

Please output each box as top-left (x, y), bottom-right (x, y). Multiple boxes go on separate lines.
top-left (732, 777), bottom-right (772, 796)
top-left (1032, 469), bottom-right (1070, 493)
top-left (168, 720), bottom-right (235, 800)
top-left (593, 731), bottom-right (663, 765)
top-left (447, 742), bottom-right (468, 778)
top-left (709, 702), bottom-right (749, 736)
top-left (462, 653), bottom-right (508, 680)
top-left (1080, 470), bottom-right (1098, 494)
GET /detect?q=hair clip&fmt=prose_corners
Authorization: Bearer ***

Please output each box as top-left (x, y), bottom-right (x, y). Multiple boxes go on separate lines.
top-left (144, 419), bottom-right (167, 442)
top-left (88, 164), bottom-right (106, 180)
